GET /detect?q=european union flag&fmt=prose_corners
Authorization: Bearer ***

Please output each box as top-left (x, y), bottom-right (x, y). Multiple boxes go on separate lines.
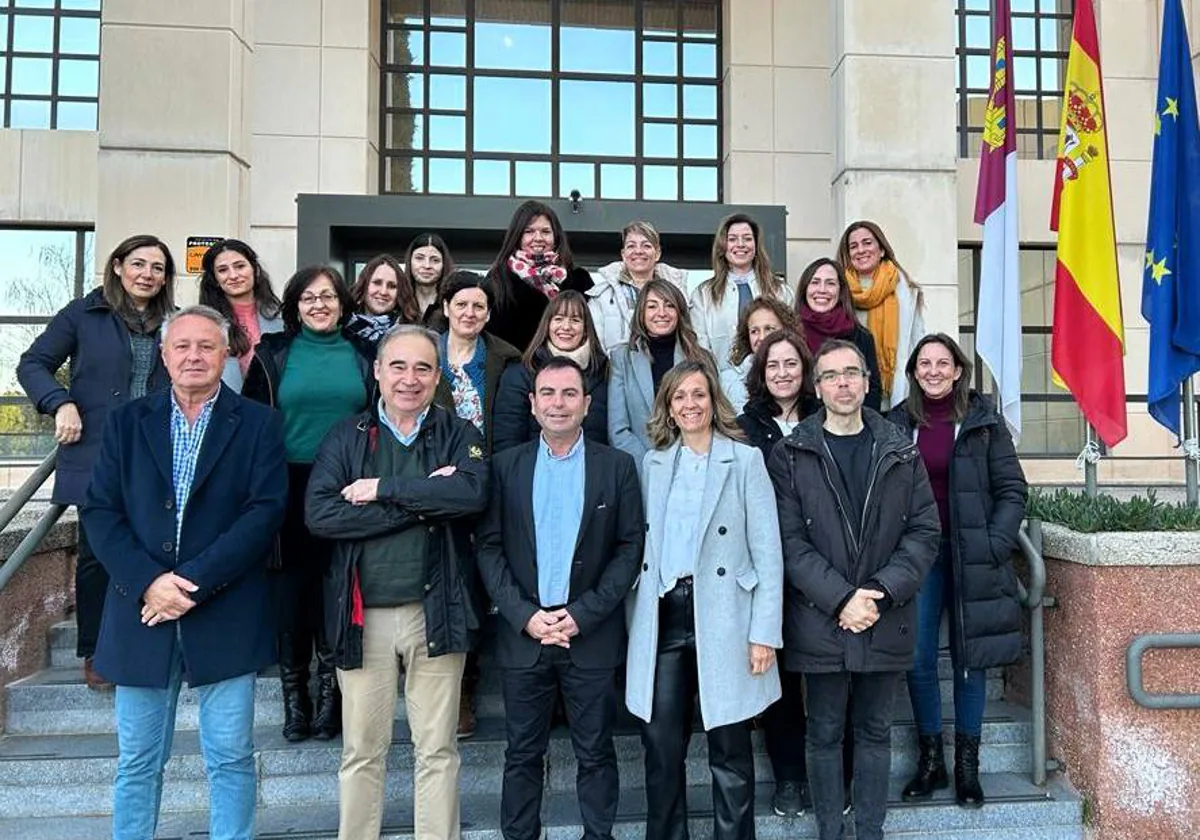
top-left (1142, 0), bottom-right (1200, 438)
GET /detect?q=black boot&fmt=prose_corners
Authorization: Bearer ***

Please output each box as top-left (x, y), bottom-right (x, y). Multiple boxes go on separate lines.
top-left (279, 634), bottom-right (312, 743)
top-left (902, 734), bottom-right (949, 801)
top-left (955, 733), bottom-right (984, 808)
top-left (310, 644), bottom-right (342, 741)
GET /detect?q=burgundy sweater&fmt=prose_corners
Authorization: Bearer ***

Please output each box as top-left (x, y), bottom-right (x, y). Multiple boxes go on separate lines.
top-left (916, 392), bottom-right (955, 534)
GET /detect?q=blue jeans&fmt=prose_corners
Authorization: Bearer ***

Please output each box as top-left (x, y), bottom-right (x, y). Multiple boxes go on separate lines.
top-left (113, 645), bottom-right (257, 840)
top-left (906, 541), bottom-right (987, 739)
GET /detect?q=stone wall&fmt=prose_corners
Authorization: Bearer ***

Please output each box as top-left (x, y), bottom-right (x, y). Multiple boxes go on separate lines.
top-left (1041, 524), bottom-right (1200, 839)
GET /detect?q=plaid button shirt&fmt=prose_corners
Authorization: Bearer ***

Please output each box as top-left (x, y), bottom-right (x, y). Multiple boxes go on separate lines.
top-left (170, 386), bottom-right (220, 546)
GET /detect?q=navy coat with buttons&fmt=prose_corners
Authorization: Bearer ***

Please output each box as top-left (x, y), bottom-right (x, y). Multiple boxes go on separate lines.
top-left (81, 386), bottom-right (288, 688)
top-left (17, 288), bottom-right (170, 505)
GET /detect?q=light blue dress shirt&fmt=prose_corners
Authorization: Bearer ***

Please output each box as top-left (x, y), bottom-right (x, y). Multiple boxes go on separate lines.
top-left (169, 386), bottom-right (220, 546)
top-left (659, 444), bottom-right (709, 595)
top-left (532, 432), bottom-right (586, 607)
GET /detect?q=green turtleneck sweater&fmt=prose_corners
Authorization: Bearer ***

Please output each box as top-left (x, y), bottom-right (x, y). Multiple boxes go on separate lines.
top-left (277, 326), bottom-right (368, 463)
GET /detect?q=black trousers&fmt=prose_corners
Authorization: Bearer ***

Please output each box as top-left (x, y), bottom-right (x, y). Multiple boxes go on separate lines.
top-left (500, 645), bottom-right (619, 840)
top-left (805, 671), bottom-right (901, 840)
top-left (274, 463), bottom-right (334, 672)
top-left (74, 517), bottom-right (107, 659)
top-left (764, 667), bottom-right (855, 787)
top-left (642, 579), bottom-right (755, 840)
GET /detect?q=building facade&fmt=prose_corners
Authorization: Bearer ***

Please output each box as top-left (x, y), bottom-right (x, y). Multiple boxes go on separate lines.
top-left (0, 0), bottom-right (1191, 482)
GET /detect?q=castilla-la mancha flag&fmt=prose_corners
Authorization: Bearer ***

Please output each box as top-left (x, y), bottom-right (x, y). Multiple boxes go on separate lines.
top-left (974, 0), bottom-right (1021, 440)
top-left (1050, 0), bottom-right (1127, 447)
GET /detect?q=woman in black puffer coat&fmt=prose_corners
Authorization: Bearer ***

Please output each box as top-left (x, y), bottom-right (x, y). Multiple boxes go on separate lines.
top-left (887, 333), bottom-right (1027, 810)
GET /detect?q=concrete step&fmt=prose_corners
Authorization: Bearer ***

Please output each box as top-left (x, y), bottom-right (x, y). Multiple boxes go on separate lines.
top-left (0, 777), bottom-right (1084, 839)
top-left (0, 701), bottom-right (1035, 818)
top-left (5, 659), bottom-right (1004, 737)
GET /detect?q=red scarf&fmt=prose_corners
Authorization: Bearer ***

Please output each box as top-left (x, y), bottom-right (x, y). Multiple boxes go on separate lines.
top-left (799, 303), bottom-right (857, 355)
top-left (507, 250), bottom-right (567, 299)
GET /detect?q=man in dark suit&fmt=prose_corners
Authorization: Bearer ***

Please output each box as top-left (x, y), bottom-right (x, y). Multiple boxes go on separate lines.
top-left (82, 304), bottom-right (288, 840)
top-left (476, 356), bottom-right (645, 840)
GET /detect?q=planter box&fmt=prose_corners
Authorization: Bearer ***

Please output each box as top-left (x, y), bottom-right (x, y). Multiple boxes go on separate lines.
top-left (1040, 522), bottom-right (1200, 840)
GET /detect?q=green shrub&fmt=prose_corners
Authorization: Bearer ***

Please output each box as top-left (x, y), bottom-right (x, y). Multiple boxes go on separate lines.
top-left (1027, 487), bottom-right (1200, 532)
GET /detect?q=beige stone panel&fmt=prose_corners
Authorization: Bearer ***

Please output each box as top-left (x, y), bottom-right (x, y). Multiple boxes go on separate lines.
top-left (1110, 160), bottom-right (1151, 245)
top-left (319, 138), bottom-right (373, 193)
top-left (368, 55), bottom-right (382, 151)
top-left (726, 0), bottom-right (773, 68)
top-left (19, 131), bottom-right (98, 223)
top-left (1122, 326), bottom-right (1150, 394)
top-left (774, 153), bottom-right (833, 240)
top-left (0, 132), bottom-right (23, 220)
top-left (249, 226), bottom-right (298, 287)
top-left (1118, 244), bottom-right (1148, 332)
top-left (95, 150), bottom-right (245, 294)
top-left (723, 151), bottom-right (775, 205)
top-left (322, 0), bottom-right (372, 49)
top-left (774, 67), bottom-right (832, 154)
top-left (369, 0), bottom-right (382, 62)
top-left (835, 0), bottom-right (954, 60)
top-left (833, 169), bottom-right (958, 296)
top-left (252, 45), bottom-right (322, 137)
top-left (726, 65), bottom-right (775, 153)
top-left (1098, 0), bottom-right (1159, 80)
top-left (1104, 78), bottom-right (1155, 164)
top-left (100, 27), bottom-right (248, 152)
top-left (786, 239), bottom-right (835, 283)
top-left (833, 55), bottom-right (956, 172)
top-left (256, 0), bottom-right (321, 46)
top-left (251, 136), bottom-right (319, 227)
top-left (321, 48), bottom-right (373, 140)
top-left (921, 285), bottom-right (960, 338)
top-left (953, 158), bottom-right (1058, 246)
top-left (773, 0), bottom-right (831, 69)
top-left (102, 0), bottom-right (248, 34)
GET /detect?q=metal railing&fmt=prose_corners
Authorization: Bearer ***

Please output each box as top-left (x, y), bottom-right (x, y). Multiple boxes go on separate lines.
top-left (0, 447), bottom-right (67, 593)
top-left (1016, 518), bottom-right (1054, 786)
top-left (1127, 633), bottom-right (1200, 710)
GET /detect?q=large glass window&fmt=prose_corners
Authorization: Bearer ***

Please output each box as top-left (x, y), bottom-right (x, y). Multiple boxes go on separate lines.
top-left (381, 0), bottom-right (722, 201)
top-left (0, 227), bottom-right (93, 460)
top-left (1, 0), bottom-right (102, 130)
top-left (955, 0), bottom-right (1071, 159)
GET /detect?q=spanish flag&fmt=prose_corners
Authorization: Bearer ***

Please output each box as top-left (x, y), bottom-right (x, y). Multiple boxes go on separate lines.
top-left (1050, 0), bottom-right (1128, 447)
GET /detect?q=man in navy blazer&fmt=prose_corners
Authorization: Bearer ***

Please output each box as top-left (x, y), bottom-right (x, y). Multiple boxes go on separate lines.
top-left (82, 304), bottom-right (287, 840)
top-left (476, 356), bottom-right (644, 840)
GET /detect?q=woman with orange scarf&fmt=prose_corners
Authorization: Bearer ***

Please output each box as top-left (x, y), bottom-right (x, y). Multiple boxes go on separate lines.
top-left (836, 221), bottom-right (925, 409)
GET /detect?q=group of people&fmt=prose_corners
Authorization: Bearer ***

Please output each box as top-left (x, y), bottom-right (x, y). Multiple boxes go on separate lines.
top-left (17, 202), bottom-right (1029, 840)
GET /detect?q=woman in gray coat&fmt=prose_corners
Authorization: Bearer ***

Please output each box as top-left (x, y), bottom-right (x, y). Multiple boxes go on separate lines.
top-left (625, 360), bottom-right (783, 840)
top-left (607, 279), bottom-right (714, 475)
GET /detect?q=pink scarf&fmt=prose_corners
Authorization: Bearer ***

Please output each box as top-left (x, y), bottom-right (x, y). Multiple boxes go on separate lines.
top-left (507, 250), bottom-right (567, 299)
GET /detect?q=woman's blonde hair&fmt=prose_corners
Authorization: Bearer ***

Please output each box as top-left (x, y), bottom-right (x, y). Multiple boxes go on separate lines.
top-left (647, 359), bottom-right (745, 449)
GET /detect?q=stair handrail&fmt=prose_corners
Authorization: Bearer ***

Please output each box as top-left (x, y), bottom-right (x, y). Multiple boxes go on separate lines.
top-left (1016, 518), bottom-right (1049, 787)
top-left (0, 446), bottom-right (58, 533)
top-left (1126, 633), bottom-right (1200, 710)
top-left (0, 447), bottom-right (66, 595)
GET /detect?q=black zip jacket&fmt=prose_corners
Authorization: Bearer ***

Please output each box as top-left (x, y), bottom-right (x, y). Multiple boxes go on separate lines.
top-left (767, 408), bottom-right (940, 673)
top-left (887, 391), bottom-right (1027, 670)
top-left (304, 404), bottom-right (490, 669)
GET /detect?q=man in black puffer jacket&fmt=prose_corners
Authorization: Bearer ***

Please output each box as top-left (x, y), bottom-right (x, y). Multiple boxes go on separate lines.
top-left (767, 339), bottom-right (940, 840)
top-left (305, 325), bottom-right (489, 840)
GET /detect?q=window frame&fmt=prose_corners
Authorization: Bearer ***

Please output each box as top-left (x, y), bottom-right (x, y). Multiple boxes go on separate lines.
top-left (1, 1), bottom-right (102, 131)
top-left (378, 0), bottom-right (723, 201)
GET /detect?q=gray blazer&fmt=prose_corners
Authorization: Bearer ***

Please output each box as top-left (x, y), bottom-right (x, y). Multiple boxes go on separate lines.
top-left (220, 312), bottom-right (284, 393)
top-left (625, 434), bottom-right (783, 730)
top-left (606, 341), bottom-right (684, 475)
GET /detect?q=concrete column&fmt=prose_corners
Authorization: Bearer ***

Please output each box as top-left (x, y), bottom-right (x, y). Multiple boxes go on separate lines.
top-left (831, 0), bottom-right (958, 333)
top-left (721, 0), bottom-right (836, 283)
top-left (250, 0), bottom-right (379, 283)
top-left (95, 1), bottom-right (253, 302)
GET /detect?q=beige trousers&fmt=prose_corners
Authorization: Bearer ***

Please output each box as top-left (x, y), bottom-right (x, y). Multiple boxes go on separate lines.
top-left (337, 604), bottom-right (466, 840)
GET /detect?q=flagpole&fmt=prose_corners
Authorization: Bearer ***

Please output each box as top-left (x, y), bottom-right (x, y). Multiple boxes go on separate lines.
top-left (1184, 376), bottom-right (1199, 506)
top-left (1084, 425), bottom-right (1098, 498)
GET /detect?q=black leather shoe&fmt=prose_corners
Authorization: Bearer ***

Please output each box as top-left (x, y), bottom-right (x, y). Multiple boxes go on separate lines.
top-left (772, 780), bottom-right (805, 817)
top-left (955, 733), bottom-right (985, 809)
top-left (902, 734), bottom-right (949, 801)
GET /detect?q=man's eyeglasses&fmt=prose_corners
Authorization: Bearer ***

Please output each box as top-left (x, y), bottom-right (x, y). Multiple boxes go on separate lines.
top-left (815, 367), bottom-right (865, 385)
